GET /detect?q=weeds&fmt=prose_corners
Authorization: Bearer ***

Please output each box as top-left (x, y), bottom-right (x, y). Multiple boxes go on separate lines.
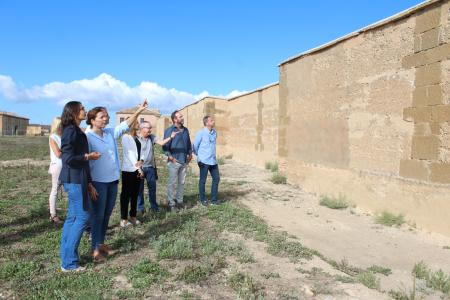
top-left (319, 195), bottom-right (349, 209)
top-left (229, 272), bottom-right (264, 298)
top-left (126, 259), bottom-right (170, 288)
top-left (367, 265), bottom-right (392, 276)
top-left (265, 161), bottom-right (279, 172)
top-left (375, 211), bottom-right (405, 227)
top-left (270, 172), bottom-right (287, 184)
top-left (357, 271), bottom-right (380, 290)
top-left (261, 272), bottom-right (280, 279)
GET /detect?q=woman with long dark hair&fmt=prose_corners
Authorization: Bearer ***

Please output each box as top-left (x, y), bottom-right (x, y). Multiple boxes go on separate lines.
top-left (85, 100), bottom-right (148, 262)
top-left (59, 101), bottom-right (100, 272)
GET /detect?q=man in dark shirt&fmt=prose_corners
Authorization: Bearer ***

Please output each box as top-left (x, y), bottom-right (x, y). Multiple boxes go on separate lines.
top-left (163, 110), bottom-right (192, 211)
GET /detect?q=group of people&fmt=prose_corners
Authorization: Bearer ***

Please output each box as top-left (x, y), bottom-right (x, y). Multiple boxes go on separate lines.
top-left (47, 99), bottom-right (221, 272)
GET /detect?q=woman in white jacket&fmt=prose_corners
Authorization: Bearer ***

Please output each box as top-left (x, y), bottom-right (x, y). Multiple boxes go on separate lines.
top-left (120, 120), bottom-right (144, 227)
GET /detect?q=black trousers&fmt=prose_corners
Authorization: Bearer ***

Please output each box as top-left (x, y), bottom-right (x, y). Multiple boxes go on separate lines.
top-left (120, 171), bottom-right (141, 219)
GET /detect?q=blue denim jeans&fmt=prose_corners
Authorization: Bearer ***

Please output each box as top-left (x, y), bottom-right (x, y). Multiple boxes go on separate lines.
top-left (60, 183), bottom-right (90, 270)
top-left (137, 166), bottom-right (158, 212)
top-left (91, 181), bottom-right (118, 251)
top-left (198, 162), bottom-right (220, 203)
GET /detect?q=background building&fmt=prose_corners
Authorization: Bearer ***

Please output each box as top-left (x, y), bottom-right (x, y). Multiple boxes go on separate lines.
top-left (0, 111), bottom-right (29, 136)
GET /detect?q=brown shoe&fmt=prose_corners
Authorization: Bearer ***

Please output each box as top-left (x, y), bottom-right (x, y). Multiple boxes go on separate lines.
top-left (98, 244), bottom-right (110, 256)
top-left (50, 215), bottom-right (62, 225)
top-left (92, 250), bottom-right (106, 263)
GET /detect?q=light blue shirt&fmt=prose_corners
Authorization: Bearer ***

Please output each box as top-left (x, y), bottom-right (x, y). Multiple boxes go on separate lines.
top-left (193, 127), bottom-right (217, 165)
top-left (86, 121), bottom-right (129, 183)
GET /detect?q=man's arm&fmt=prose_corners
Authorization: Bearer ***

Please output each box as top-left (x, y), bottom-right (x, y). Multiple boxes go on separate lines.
top-left (193, 130), bottom-right (202, 156)
top-left (162, 127), bottom-right (175, 162)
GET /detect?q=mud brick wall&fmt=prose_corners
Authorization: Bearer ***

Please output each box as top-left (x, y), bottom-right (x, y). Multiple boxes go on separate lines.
top-left (279, 0), bottom-right (450, 236)
top-left (401, 2), bottom-right (450, 183)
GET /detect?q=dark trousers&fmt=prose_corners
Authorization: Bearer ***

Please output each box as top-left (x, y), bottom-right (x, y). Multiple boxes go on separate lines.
top-left (120, 171), bottom-right (141, 220)
top-left (198, 162), bottom-right (220, 203)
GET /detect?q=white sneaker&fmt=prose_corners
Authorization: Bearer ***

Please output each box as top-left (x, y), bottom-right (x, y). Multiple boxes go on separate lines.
top-left (61, 266), bottom-right (86, 273)
top-left (129, 218), bottom-right (141, 226)
top-left (120, 220), bottom-right (132, 228)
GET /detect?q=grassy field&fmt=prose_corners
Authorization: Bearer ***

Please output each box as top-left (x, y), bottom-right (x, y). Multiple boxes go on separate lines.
top-left (0, 136), bottom-right (49, 161)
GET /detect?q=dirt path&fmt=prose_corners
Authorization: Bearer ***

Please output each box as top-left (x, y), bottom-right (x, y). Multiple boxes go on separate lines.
top-left (221, 160), bottom-right (450, 294)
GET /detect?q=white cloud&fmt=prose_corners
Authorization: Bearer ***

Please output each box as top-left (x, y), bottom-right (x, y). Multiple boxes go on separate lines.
top-left (0, 73), bottom-right (246, 113)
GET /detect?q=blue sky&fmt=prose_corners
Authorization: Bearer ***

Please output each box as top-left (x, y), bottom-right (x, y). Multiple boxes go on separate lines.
top-left (0, 0), bottom-right (423, 125)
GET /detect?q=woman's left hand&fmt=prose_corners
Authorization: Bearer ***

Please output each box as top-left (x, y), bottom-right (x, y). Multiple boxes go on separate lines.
top-left (88, 183), bottom-right (98, 201)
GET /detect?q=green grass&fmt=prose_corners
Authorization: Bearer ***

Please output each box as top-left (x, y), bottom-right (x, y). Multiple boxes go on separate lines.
top-left (0, 136), bottom-right (49, 161)
top-left (265, 161), bottom-right (279, 172)
top-left (311, 282), bottom-right (334, 295)
top-left (367, 265), bottom-right (392, 276)
top-left (217, 157), bottom-right (226, 165)
top-left (412, 261), bottom-right (450, 295)
top-left (357, 271), bottom-right (380, 290)
top-left (228, 272), bottom-right (265, 298)
top-left (375, 211), bottom-right (405, 227)
top-left (176, 257), bottom-right (226, 284)
top-left (270, 172), bottom-right (287, 184)
top-left (261, 271), bottom-right (280, 279)
top-left (319, 195), bottom-right (349, 209)
top-left (326, 258), bottom-right (363, 276)
top-left (126, 259), bottom-right (170, 288)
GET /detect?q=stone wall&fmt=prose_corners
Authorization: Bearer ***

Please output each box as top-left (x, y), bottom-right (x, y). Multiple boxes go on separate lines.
top-left (155, 116), bottom-right (171, 139)
top-left (222, 84), bottom-right (279, 168)
top-left (279, 0), bottom-right (450, 236)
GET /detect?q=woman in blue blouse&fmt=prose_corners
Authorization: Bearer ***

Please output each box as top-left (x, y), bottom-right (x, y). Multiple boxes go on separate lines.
top-left (85, 100), bottom-right (148, 262)
top-left (59, 101), bottom-right (101, 272)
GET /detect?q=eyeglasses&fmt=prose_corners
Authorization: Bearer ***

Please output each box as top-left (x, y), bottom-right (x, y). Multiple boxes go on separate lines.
top-left (141, 127), bottom-right (151, 129)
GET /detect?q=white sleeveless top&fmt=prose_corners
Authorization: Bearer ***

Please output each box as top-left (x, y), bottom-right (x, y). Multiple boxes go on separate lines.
top-left (49, 134), bottom-right (62, 166)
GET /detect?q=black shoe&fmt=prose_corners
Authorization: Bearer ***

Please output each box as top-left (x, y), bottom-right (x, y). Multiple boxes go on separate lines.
top-left (176, 203), bottom-right (185, 210)
top-left (210, 201), bottom-right (221, 206)
top-left (199, 200), bottom-right (208, 207)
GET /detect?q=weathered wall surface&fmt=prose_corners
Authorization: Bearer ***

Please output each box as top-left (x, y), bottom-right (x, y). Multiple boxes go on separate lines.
top-left (179, 97), bottom-right (229, 145)
top-left (178, 87), bottom-right (279, 169)
top-left (279, 0), bottom-right (450, 236)
top-left (224, 84), bottom-right (279, 168)
top-left (155, 116), bottom-right (171, 139)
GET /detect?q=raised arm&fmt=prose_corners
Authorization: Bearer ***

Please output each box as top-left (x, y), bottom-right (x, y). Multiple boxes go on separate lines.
top-left (155, 130), bottom-right (179, 146)
top-left (126, 99), bottom-right (148, 127)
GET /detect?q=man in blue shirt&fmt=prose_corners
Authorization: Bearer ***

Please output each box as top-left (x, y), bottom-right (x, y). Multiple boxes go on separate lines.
top-left (163, 110), bottom-right (192, 211)
top-left (193, 115), bottom-right (220, 206)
